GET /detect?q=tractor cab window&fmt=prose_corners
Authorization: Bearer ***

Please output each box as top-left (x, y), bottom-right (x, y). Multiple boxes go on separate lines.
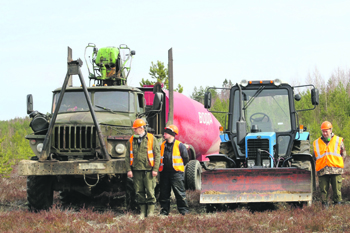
top-left (53, 92), bottom-right (91, 113)
top-left (232, 88), bottom-right (291, 133)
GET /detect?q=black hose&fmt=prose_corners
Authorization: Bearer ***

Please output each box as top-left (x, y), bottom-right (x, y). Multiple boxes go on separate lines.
top-left (282, 156), bottom-right (293, 167)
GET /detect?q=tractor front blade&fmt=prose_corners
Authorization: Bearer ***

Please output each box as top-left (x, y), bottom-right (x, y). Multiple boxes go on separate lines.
top-left (200, 167), bottom-right (312, 204)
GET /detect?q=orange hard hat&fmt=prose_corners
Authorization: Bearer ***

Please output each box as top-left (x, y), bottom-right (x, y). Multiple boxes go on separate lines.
top-left (132, 119), bottom-right (146, 128)
top-left (165, 125), bottom-right (179, 135)
top-left (321, 121), bottom-right (332, 130)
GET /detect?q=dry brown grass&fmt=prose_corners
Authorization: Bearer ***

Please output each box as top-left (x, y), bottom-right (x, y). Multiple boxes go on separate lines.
top-left (1, 165), bottom-right (350, 232)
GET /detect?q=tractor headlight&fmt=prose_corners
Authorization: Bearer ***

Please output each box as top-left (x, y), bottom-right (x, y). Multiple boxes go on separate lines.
top-left (262, 159), bottom-right (271, 168)
top-left (247, 160), bottom-right (255, 168)
top-left (240, 79), bottom-right (248, 87)
top-left (36, 143), bottom-right (43, 153)
top-left (115, 144), bottom-right (126, 154)
top-left (274, 79), bottom-right (282, 86)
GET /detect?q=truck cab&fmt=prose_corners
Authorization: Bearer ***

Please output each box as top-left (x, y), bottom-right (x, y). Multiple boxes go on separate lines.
top-left (28, 86), bottom-right (147, 161)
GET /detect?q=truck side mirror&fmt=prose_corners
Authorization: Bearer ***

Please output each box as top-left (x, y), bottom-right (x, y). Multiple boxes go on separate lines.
top-left (311, 88), bottom-right (319, 105)
top-left (204, 92), bottom-right (211, 108)
top-left (27, 94), bottom-right (33, 115)
top-left (152, 93), bottom-right (163, 111)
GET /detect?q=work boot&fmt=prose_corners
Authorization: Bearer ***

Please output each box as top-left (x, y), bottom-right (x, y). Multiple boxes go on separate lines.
top-left (147, 204), bottom-right (155, 217)
top-left (160, 209), bottom-right (169, 216)
top-left (139, 205), bottom-right (147, 219)
top-left (322, 202), bottom-right (329, 209)
top-left (180, 210), bottom-right (189, 216)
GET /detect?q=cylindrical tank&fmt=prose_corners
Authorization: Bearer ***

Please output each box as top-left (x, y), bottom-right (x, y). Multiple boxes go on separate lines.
top-left (163, 90), bottom-right (221, 162)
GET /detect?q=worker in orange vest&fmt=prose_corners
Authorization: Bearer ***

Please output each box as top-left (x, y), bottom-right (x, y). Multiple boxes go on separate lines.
top-left (159, 125), bottom-right (189, 216)
top-left (313, 121), bottom-right (346, 207)
top-left (125, 119), bottom-right (160, 218)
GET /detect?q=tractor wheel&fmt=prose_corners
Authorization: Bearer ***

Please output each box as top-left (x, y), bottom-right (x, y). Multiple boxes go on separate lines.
top-left (185, 160), bottom-right (201, 190)
top-left (291, 160), bottom-right (313, 206)
top-left (291, 140), bottom-right (310, 154)
top-left (27, 175), bottom-right (54, 211)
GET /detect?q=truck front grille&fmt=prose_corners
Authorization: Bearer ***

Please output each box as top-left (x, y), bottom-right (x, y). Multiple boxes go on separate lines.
top-left (52, 125), bottom-right (97, 152)
top-left (247, 139), bottom-right (270, 160)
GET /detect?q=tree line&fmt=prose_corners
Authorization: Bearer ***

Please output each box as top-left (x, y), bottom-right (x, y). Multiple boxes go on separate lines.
top-left (0, 117), bottom-right (34, 175)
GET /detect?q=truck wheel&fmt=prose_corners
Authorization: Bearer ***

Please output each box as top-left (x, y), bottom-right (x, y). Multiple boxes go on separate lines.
top-left (59, 190), bottom-right (89, 206)
top-left (27, 176), bottom-right (54, 211)
top-left (185, 160), bottom-right (201, 190)
top-left (125, 177), bottom-right (139, 211)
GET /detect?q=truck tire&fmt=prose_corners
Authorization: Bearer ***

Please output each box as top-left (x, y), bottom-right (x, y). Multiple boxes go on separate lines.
top-left (27, 175), bottom-right (54, 211)
top-left (125, 177), bottom-right (139, 211)
top-left (59, 190), bottom-right (90, 206)
top-left (185, 160), bottom-right (201, 190)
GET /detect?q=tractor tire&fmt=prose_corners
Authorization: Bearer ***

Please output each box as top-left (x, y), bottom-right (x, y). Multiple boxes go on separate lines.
top-left (291, 140), bottom-right (310, 154)
top-left (291, 160), bottom-right (313, 206)
top-left (27, 175), bottom-right (54, 211)
top-left (185, 160), bottom-right (201, 190)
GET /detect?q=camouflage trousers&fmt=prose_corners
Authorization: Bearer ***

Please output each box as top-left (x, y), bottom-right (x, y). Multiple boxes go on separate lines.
top-left (319, 174), bottom-right (342, 203)
top-left (133, 170), bottom-right (157, 205)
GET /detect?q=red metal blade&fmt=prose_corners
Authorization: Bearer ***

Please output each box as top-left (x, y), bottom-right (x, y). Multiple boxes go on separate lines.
top-left (200, 168), bottom-right (312, 203)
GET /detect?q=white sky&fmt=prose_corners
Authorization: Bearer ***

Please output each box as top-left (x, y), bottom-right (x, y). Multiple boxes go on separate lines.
top-left (1, 0), bottom-right (350, 121)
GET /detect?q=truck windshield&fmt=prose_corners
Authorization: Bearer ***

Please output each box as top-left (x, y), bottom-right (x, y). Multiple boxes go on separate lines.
top-left (94, 91), bottom-right (129, 112)
top-left (232, 88), bottom-right (291, 133)
top-left (53, 92), bottom-right (91, 113)
top-left (52, 91), bottom-right (129, 113)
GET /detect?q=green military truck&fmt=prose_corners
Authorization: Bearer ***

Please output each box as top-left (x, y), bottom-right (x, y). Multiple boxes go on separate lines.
top-left (19, 44), bottom-right (201, 211)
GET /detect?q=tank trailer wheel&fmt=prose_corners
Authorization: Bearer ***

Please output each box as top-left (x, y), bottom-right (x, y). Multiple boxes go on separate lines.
top-left (185, 160), bottom-right (202, 190)
top-left (27, 176), bottom-right (54, 211)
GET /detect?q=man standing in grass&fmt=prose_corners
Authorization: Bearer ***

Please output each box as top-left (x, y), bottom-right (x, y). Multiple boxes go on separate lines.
top-left (125, 119), bottom-right (160, 218)
top-left (313, 121), bottom-right (346, 207)
top-left (159, 125), bottom-right (189, 216)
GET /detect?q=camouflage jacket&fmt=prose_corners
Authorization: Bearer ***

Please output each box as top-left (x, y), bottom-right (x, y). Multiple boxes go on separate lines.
top-left (313, 133), bottom-right (346, 176)
top-left (125, 133), bottom-right (160, 172)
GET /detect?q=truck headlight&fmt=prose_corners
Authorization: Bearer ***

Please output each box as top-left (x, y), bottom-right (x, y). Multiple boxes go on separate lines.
top-left (36, 143), bottom-right (43, 153)
top-left (247, 160), bottom-right (255, 168)
top-left (262, 159), bottom-right (271, 168)
top-left (115, 144), bottom-right (126, 154)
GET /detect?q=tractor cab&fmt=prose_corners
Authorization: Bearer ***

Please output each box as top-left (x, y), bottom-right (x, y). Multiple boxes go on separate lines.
top-left (201, 79), bottom-right (319, 206)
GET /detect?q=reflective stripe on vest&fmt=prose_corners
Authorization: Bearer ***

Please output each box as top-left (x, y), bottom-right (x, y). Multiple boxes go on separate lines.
top-left (313, 135), bottom-right (344, 171)
top-left (159, 140), bottom-right (184, 172)
top-left (129, 133), bottom-right (154, 167)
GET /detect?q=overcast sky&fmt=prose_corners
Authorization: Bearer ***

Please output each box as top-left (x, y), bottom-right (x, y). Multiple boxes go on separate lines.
top-left (1, 0), bottom-right (350, 121)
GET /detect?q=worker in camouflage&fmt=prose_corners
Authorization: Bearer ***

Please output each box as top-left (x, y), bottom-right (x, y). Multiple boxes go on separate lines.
top-left (125, 119), bottom-right (160, 218)
top-left (313, 121), bottom-right (346, 207)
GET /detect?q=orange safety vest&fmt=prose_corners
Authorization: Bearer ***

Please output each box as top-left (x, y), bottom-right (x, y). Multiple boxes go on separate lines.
top-left (313, 135), bottom-right (344, 172)
top-left (159, 140), bottom-right (184, 172)
top-left (129, 133), bottom-right (154, 167)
